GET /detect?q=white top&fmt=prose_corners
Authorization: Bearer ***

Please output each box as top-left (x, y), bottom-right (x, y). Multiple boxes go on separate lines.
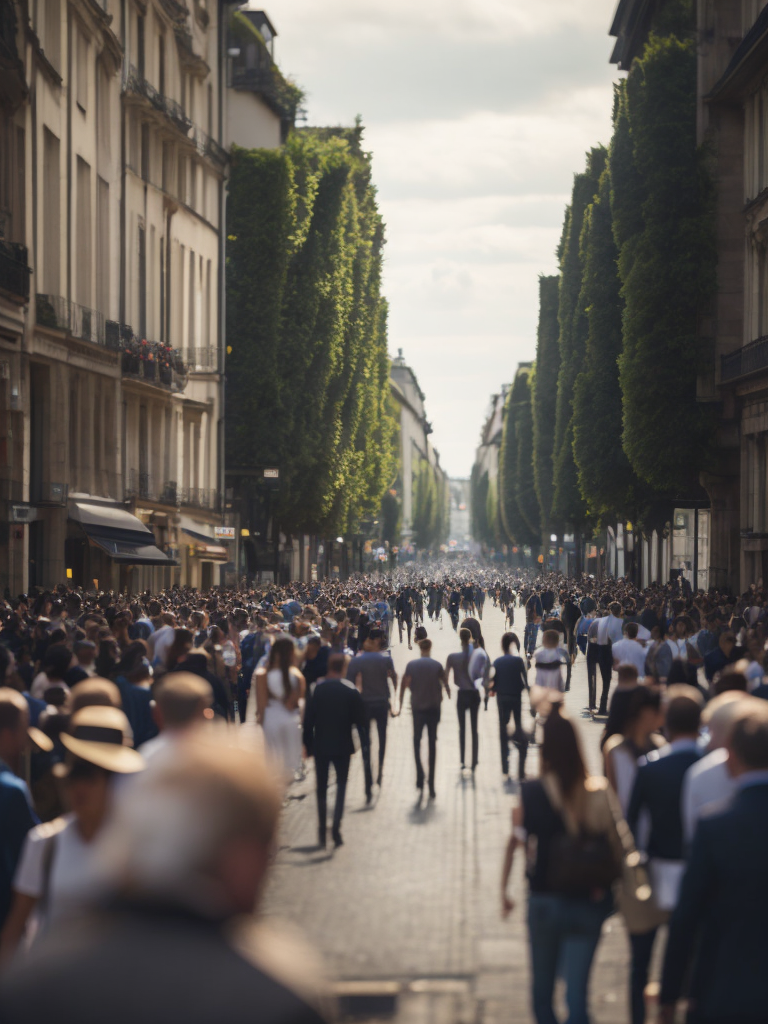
top-left (468, 646), bottom-right (490, 690)
top-left (681, 747), bottom-right (736, 846)
top-left (666, 637), bottom-right (689, 661)
top-left (597, 614), bottom-right (625, 645)
top-left (533, 647), bottom-right (565, 691)
top-left (266, 666), bottom-right (302, 704)
top-left (30, 672), bottom-right (69, 701)
top-left (148, 625), bottom-right (175, 668)
top-left (611, 638), bottom-right (648, 677)
top-left (14, 815), bottom-right (106, 935)
top-left (610, 742), bottom-right (641, 815)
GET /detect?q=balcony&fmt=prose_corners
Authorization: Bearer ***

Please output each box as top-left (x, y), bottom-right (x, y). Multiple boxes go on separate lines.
top-left (124, 64), bottom-right (191, 135)
top-left (120, 336), bottom-right (188, 392)
top-left (36, 295), bottom-right (108, 346)
top-left (184, 346), bottom-right (219, 372)
top-left (0, 240), bottom-right (31, 303)
top-left (191, 124), bottom-right (228, 168)
top-left (229, 65), bottom-right (302, 124)
top-left (125, 471), bottom-right (220, 512)
top-left (721, 336), bottom-right (768, 383)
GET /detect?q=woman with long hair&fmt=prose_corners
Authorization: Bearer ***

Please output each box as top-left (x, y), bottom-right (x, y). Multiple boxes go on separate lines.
top-left (255, 636), bottom-right (306, 784)
top-left (501, 702), bottom-right (622, 1024)
top-left (445, 627), bottom-right (480, 771)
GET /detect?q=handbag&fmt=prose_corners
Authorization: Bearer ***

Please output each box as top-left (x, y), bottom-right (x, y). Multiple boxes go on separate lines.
top-left (605, 788), bottom-right (669, 934)
top-left (542, 779), bottom-right (621, 899)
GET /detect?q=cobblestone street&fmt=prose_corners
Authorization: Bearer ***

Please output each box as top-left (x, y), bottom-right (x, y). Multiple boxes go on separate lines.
top-left (262, 605), bottom-right (632, 1023)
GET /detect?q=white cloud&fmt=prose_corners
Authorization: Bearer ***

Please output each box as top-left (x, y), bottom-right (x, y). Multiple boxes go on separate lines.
top-left (268, 0), bottom-right (622, 475)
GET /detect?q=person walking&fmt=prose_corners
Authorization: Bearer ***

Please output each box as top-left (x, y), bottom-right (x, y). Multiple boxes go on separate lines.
top-left (398, 639), bottom-right (449, 799)
top-left (445, 628), bottom-right (480, 772)
top-left (255, 637), bottom-right (306, 785)
top-left (347, 628), bottom-right (398, 803)
top-left (490, 633), bottom-right (529, 781)
top-left (303, 653), bottom-right (367, 849)
top-left (595, 603), bottom-right (624, 716)
top-left (501, 702), bottom-right (622, 1024)
top-left (524, 592), bottom-right (543, 665)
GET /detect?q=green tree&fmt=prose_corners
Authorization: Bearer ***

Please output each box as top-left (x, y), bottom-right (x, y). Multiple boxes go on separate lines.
top-left (531, 276), bottom-right (560, 538)
top-left (470, 464), bottom-right (491, 545)
top-left (617, 31), bottom-right (716, 491)
top-left (500, 368), bottom-right (539, 547)
top-left (552, 147), bottom-right (607, 528)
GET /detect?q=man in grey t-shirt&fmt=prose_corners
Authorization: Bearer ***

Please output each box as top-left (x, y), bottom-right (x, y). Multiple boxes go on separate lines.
top-left (399, 639), bottom-right (449, 799)
top-left (347, 629), bottom-right (397, 802)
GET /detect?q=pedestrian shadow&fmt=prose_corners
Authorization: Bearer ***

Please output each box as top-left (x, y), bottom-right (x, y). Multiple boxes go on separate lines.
top-left (408, 797), bottom-right (436, 824)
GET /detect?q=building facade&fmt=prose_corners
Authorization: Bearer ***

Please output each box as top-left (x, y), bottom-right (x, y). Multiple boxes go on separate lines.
top-left (0, 0), bottom-right (227, 595)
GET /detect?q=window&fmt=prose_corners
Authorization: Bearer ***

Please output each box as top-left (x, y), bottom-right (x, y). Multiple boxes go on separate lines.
top-left (97, 66), bottom-right (110, 159)
top-left (0, 116), bottom-right (24, 243)
top-left (177, 154), bottom-right (186, 203)
top-left (208, 83), bottom-right (213, 135)
top-left (76, 27), bottom-right (88, 110)
top-left (205, 259), bottom-right (211, 346)
top-left (69, 385), bottom-right (78, 480)
top-left (43, 128), bottom-right (61, 296)
top-left (141, 123), bottom-right (150, 181)
top-left (158, 35), bottom-right (165, 96)
top-left (40, 0), bottom-right (61, 71)
top-left (190, 160), bottom-right (197, 210)
top-left (96, 177), bottom-right (109, 316)
top-left (159, 238), bottom-right (165, 342)
top-left (162, 142), bottom-right (173, 192)
top-left (181, 73), bottom-right (186, 113)
top-left (93, 392), bottom-right (102, 474)
top-left (188, 248), bottom-right (195, 348)
top-left (137, 15), bottom-right (145, 77)
top-left (138, 223), bottom-right (146, 337)
top-left (76, 158), bottom-right (92, 307)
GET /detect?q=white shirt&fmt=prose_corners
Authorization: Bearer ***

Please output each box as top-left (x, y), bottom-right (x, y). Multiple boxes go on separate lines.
top-left (14, 815), bottom-right (106, 937)
top-left (148, 624), bottom-right (175, 668)
top-left (666, 637), bottom-right (689, 661)
top-left (597, 615), bottom-right (624, 645)
top-left (681, 747), bottom-right (737, 846)
top-left (610, 638), bottom-right (648, 677)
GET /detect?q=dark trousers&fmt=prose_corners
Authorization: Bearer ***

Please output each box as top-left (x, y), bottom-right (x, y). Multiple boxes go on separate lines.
top-left (314, 753), bottom-right (351, 840)
top-left (413, 707), bottom-right (440, 789)
top-left (597, 645), bottom-right (613, 711)
top-left (586, 644), bottom-right (599, 710)
top-left (629, 928), bottom-right (657, 1024)
top-left (497, 696), bottom-right (527, 777)
top-left (361, 700), bottom-right (389, 793)
top-left (524, 622), bottom-right (539, 657)
top-left (457, 689), bottom-right (480, 768)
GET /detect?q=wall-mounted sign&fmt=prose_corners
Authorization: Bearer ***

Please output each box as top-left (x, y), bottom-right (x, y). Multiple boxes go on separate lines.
top-left (214, 526), bottom-right (235, 540)
top-left (263, 468), bottom-right (279, 479)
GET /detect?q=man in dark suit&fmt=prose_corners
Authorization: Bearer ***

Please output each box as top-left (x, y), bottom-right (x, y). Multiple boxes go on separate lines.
top-left (626, 686), bottom-right (703, 1024)
top-left (303, 652), bottom-right (367, 849)
top-left (659, 702), bottom-right (768, 1024)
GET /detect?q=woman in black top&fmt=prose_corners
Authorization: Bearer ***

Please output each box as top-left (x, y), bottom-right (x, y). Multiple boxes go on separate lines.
top-left (501, 704), bottom-right (622, 1024)
top-left (490, 632), bottom-right (528, 780)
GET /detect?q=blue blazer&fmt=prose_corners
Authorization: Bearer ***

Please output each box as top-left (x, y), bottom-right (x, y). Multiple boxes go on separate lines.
top-left (627, 745), bottom-right (701, 860)
top-left (660, 782), bottom-right (768, 1019)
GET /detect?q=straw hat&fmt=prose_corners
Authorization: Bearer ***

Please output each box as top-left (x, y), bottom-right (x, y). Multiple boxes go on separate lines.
top-left (60, 705), bottom-right (145, 774)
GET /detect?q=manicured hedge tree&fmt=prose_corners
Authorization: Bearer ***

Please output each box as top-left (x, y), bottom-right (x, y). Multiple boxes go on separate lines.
top-left (616, 28), bottom-right (716, 492)
top-left (226, 128), bottom-right (398, 538)
top-left (572, 165), bottom-right (641, 526)
top-left (470, 463), bottom-right (491, 545)
top-left (551, 147), bottom-right (607, 528)
top-left (531, 276), bottom-right (560, 538)
top-left (499, 367), bottom-right (540, 547)
top-left (412, 458), bottom-right (447, 551)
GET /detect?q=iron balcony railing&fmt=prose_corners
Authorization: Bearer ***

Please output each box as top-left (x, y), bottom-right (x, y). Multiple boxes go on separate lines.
top-left (0, 240), bottom-right (31, 302)
top-left (120, 336), bottom-right (188, 392)
top-left (721, 336), bottom-right (768, 383)
top-left (184, 346), bottom-right (219, 372)
top-left (125, 64), bottom-right (191, 135)
top-left (124, 472), bottom-right (220, 511)
top-left (229, 66), bottom-right (297, 122)
top-left (191, 125), bottom-right (228, 167)
top-left (36, 295), bottom-right (106, 345)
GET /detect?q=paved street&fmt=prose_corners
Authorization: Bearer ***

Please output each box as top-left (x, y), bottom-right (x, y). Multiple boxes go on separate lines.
top-left (261, 605), bottom-right (634, 1024)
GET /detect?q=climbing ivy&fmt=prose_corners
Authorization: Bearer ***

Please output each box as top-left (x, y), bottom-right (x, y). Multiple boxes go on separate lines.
top-left (226, 127), bottom-right (398, 538)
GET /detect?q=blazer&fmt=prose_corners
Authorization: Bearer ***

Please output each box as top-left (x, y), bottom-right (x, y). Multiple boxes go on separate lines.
top-left (627, 743), bottom-right (701, 860)
top-left (302, 678), bottom-right (367, 758)
top-left (660, 782), bottom-right (768, 1019)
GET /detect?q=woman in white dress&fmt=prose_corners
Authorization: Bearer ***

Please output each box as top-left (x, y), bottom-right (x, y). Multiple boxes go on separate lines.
top-left (255, 637), bottom-right (306, 784)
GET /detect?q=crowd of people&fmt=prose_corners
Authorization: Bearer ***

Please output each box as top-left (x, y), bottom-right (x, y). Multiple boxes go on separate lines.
top-left (0, 565), bottom-right (767, 1023)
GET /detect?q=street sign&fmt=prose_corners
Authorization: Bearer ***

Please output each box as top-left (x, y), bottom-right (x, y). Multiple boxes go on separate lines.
top-left (214, 526), bottom-right (235, 540)
top-left (263, 468), bottom-right (279, 479)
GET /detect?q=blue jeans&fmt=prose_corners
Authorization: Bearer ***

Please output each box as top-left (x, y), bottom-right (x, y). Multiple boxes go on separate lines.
top-left (524, 623), bottom-right (539, 656)
top-left (527, 892), bottom-right (610, 1024)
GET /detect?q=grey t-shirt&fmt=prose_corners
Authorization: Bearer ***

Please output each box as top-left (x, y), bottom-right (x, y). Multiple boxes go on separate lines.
top-left (446, 650), bottom-right (474, 692)
top-left (347, 651), bottom-right (394, 703)
top-left (406, 656), bottom-right (445, 712)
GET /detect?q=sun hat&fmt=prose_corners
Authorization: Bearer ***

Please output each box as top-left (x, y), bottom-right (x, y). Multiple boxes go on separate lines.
top-left (60, 705), bottom-right (145, 774)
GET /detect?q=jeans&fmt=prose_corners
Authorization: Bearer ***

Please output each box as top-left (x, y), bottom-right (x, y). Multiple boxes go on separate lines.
top-left (586, 644), bottom-right (599, 710)
top-left (314, 753), bottom-right (351, 840)
top-left (629, 928), bottom-right (657, 1024)
top-left (360, 700), bottom-right (389, 794)
top-left (497, 696), bottom-right (526, 777)
top-left (524, 622), bottom-right (539, 657)
top-left (412, 707), bottom-right (440, 790)
top-left (527, 892), bottom-right (610, 1024)
top-left (456, 689), bottom-right (480, 767)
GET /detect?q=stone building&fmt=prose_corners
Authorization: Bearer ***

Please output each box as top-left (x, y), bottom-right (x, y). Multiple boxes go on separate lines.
top-left (0, 0), bottom-right (227, 595)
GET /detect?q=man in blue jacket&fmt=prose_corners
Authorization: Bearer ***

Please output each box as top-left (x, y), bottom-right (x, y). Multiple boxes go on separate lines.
top-left (659, 701), bottom-right (768, 1024)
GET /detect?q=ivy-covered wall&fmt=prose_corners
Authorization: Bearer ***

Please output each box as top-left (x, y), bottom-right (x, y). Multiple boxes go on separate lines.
top-left (226, 126), bottom-right (397, 538)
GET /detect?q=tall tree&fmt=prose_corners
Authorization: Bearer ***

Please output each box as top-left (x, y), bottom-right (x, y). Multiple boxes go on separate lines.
top-left (531, 275), bottom-right (560, 539)
top-left (500, 367), bottom-right (539, 547)
top-left (552, 147), bottom-right (607, 528)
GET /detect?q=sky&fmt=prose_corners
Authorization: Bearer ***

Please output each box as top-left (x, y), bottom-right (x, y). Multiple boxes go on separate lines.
top-left (272, 0), bottom-right (623, 478)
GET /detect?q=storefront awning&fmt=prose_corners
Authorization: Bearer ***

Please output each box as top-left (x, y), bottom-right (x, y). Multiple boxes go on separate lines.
top-left (70, 502), bottom-right (178, 566)
top-left (177, 514), bottom-right (216, 544)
